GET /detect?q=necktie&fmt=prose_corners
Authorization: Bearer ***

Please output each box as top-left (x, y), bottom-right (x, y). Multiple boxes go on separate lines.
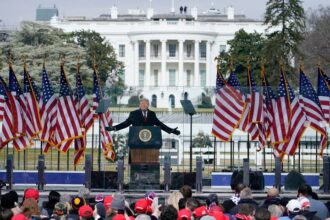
top-left (143, 110), bottom-right (147, 122)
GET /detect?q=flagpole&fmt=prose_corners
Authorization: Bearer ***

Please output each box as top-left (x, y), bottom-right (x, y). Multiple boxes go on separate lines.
top-left (91, 123), bottom-right (94, 171)
top-left (315, 131), bottom-right (318, 173)
top-left (98, 116), bottom-right (101, 172)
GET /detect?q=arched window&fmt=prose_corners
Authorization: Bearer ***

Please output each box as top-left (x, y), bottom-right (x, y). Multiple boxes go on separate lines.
top-left (169, 95), bottom-right (175, 108)
top-left (184, 92), bottom-right (188, 100)
top-left (151, 94), bottom-right (157, 108)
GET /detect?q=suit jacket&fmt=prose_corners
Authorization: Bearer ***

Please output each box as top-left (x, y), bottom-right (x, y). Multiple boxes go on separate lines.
top-left (113, 109), bottom-right (174, 133)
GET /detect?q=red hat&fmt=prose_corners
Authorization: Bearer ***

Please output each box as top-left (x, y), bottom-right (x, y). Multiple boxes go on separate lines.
top-left (12, 214), bottom-right (28, 220)
top-left (112, 214), bottom-right (126, 220)
top-left (134, 199), bottom-right (148, 213)
top-left (129, 216), bottom-right (135, 220)
top-left (104, 196), bottom-right (113, 210)
top-left (178, 209), bottom-right (191, 220)
top-left (79, 205), bottom-right (93, 218)
top-left (24, 188), bottom-right (39, 201)
top-left (193, 206), bottom-right (209, 218)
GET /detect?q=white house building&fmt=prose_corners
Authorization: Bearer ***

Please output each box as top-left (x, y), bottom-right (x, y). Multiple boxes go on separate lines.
top-left (49, 5), bottom-right (269, 109)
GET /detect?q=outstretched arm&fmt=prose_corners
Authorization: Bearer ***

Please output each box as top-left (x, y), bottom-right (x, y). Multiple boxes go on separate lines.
top-left (153, 113), bottom-right (180, 135)
top-left (106, 112), bottom-right (133, 131)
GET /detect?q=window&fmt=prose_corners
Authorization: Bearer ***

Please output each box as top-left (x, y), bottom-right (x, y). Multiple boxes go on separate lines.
top-left (186, 70), bottom-right (192, 86)
top-left (200, 42), bottom-right (206, 58)
top-left (139, 69), bottom-right (145, 86)
top-left (219, 44), bottom-right (226, 53)
top-left (169, 95), bottom-right (175, 108)
top-left (153, 69), bottom-right (159, 86)
top-left (169, 69), bottom-right (176, 86)
top-left (186, 44), bottom-right (192, 57)
top-left (139, 42), bottom-right (145, 57)
top-left (151, 94), bottom-right (157, 108)
top-left (119, 44), bottom-right (125, 57)
top-left (153, 44), bottom-right (159, 57)
top-left (169, 44), bottom-right (176, 57)
top-left (200, 70), bottom-right (206, 87)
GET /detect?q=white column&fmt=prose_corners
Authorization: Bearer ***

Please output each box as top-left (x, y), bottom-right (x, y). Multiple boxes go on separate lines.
top-left (194, 40), bottom-right (200, 86)
top-left (161, 40), bottom-right (167, 87)
top-left (145, 40), bottom-right (151, 87)
top-left (134, 41), bottom-right (139, 87)
top-left (210, 42), bottom-right (217, 87)
top-left (206, 41), bottom-right (211, 87)
top-left (178, 40), bottom-right (184, 87)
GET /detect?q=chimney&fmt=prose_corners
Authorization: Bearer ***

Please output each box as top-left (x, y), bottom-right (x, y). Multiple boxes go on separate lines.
top-left (147, 7), bottom-right (154, 19)
top-left (191, 6), bottom-right (198, 20)
top-left (111, 5), bottom-right (118, 19)
top-left (227, 6), bottom-right (234, 20)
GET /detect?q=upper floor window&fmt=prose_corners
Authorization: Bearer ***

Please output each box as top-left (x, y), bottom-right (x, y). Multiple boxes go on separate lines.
top-left (200, 42), bottom-right (206, 58)
top-left (153, 44), bottom-right (159, 57)
top-left (186, 70), bottom-right (192, 86)
top-left (169, 44), bottom-right (176, 57)
top-left (139, 42), bottom-right (145, 57)
top-left (119, 44), bottom-right (125, 57)
top-left (186, 44), bottom-right (192, 57)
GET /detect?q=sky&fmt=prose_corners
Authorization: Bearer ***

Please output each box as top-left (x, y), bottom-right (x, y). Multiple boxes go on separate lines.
top-left (0, 0), bottom-right (329, 27)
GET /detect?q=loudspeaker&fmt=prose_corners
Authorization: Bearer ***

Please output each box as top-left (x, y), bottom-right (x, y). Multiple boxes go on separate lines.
top-left (231, 170), bottom-right (264, 190)
top-left (91, 171), bottom-right (118, 189)
top-left (130, 163), bottom-right (160, 189)
top-left (284, 170), bottom-right (305, 190)
top-left (171, 172), bottom-right (196, 189)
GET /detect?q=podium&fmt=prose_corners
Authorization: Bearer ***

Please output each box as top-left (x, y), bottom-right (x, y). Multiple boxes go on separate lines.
top-left (128, 126), bottom-right (162, 189)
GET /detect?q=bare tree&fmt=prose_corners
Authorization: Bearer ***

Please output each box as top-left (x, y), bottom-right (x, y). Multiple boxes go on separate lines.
top-left (300, 6), bottom-right (330, 77)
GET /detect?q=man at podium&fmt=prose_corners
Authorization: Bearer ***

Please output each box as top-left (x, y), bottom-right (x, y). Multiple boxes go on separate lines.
top-left (106, 98), bottom-right (180, 135)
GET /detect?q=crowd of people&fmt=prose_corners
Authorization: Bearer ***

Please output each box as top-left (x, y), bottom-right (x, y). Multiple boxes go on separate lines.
top-left (0, 183), bottom-right (330, 220)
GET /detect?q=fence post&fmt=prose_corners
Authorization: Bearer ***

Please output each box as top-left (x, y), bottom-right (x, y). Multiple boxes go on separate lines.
top-left (275, 157), bottom-right (282, 193)
top-left (84, 155), bottom-right (92, 189)
top-left (37, 155), bottom-right (45, 190)
top-left (243, 158), bottom-right (249, 187)
top-left (323, 156), bottom-right (330, 193)
top-left (163, 155), bottom-right (171, 192)
top-left (196, 156), bottom-right (203, 193)
top-left (6, 154), bottom-right (14, 190)
top-left (117, 159), bottom-right (124, 192)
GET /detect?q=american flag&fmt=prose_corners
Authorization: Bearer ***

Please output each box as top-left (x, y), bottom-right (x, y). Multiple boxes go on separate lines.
top-left (248, 66), bottom-right (263, 123)
top-left (93, 68), bottom-right (115, 160)
top-left (55, 65), bottom-right (83, 152)
top-left (39, 68), bottom-right (57, 152)
top-left (278, 81), bottom-right (307, 156)
top-left (299, 69), bottom-right (328, 155)
top-left (8, 66), bottom-right (25, 135)
top-left (261, 67), bottom-right (276, 141)
top-left (271, 69), bottom-right (291, 144)
top-left (0, 77), bottom-right (15, 149)
top-left (317, 67), bottom-right (330, 124)
top-left (8, 66), bottom-right (30, 150)
top-left (238, 66), bottom-right (261, 141)
top-left (74, 68), bottom-right (94, 165)
top-left (23, 66), bottom-right (42, 138)
top-left (212, 70), bottom-right (245, 141)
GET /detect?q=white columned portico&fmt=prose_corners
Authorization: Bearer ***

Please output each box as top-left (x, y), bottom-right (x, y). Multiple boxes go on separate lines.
top-left (161, 40), bottom-right (167, 87)
top-left (134, 41), bottom-right (139, 86)
top-left (194, 40), bottom-right (200, 86)
top-left (178, 40), bottom-right (184, 87)
top-left (145, 40), bottom-right (151, 87)
top-left (206, 41), bottom-right (211, 86)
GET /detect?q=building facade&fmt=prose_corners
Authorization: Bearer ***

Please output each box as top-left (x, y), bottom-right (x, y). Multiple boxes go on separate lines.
top-left (50, 5), bottom-right (269, 108)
